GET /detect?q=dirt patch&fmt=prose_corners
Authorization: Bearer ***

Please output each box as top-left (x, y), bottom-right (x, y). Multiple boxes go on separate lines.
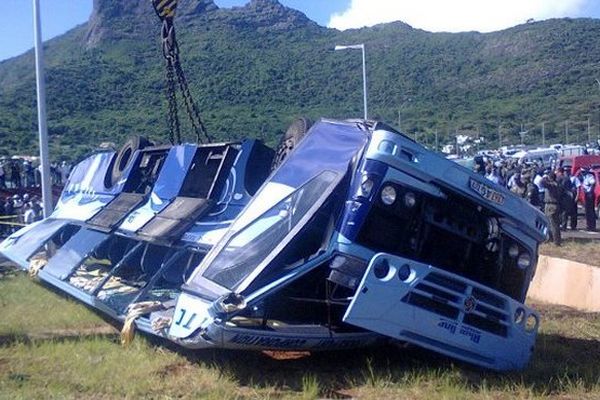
top-left (0, 263), bottom-right (19, 280)
top-left (0, 357), bottom-right (9, 374)
top-left (155, 361), bottom-right (193, 379)
top-left (262, 350), bottom-right (311, 361)
top-left (532, 303), bottom-right (597, 320)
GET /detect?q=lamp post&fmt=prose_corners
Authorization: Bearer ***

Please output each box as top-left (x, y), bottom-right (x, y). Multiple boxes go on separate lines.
top-left (33, 0), bottom-right (52, 217)
top-left (518, 124), bottom-right (528, 145)
top-left (335, 44), bottom-right (368, 120)
top-left (398, 97), bottom-right (411, 132)
top-left (541, 122), bottom-right (545, 146)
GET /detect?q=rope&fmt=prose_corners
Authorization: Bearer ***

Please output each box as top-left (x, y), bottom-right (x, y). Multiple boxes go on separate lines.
top-left (120, 301), bottom-right (165, 346)
top-left (0, 215), bottom-right (19, 220)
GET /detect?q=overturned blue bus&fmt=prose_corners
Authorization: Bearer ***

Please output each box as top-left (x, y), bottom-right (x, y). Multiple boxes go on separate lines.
top-left (0, 118), bottom-right (548, 371)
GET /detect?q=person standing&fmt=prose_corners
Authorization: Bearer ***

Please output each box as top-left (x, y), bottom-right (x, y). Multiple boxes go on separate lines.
top-left (0, 160), bottom-right (5, 189)
top-left (11, 161), bottom-right (21, 188)
top-left (59, 161), bottom-right (70, 185)
top-left (558, 167), bottom-right (578, 231)
top-left (510, 173), bottom-right (527, 198)
top-left (31, 198), bottom-right (43, 221)
top-left (23, 161), bottom-right (34, 188)
top-left (0, 198), bottom-right (5, 236)
top-left (4, 197), bottom-right (14, 234)
top-left (543, 172), bottom-right (563, 246)
top-left (524, 174), bottom-right (541, 209)
top-left (22, 203), bottom-right (35, 225)
top-left (485, 166), bottom-right (500, 185)
top-left (568, 168), bottom-right (580, 230)
top-left (581, 168), bottom-right (597, 232)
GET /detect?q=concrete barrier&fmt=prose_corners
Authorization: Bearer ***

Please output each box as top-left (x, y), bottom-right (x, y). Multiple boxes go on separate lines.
top-left (527, 255), bottom-right (600, 312)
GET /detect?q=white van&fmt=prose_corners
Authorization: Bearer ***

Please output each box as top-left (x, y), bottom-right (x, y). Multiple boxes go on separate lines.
top-left (512, 148), bottom-right (560, 168)
top-left (560, 145), bottom-right (586, 157)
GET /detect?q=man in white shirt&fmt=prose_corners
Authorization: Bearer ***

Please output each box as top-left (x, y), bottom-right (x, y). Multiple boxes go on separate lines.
top-left (581, 168), bottom-right (597, 232)
top-left (23, 203), bottom-right (35, 225)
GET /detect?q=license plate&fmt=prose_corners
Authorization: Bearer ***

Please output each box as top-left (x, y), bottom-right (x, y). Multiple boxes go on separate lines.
top-left (469, 178), bottom-right (505, 205)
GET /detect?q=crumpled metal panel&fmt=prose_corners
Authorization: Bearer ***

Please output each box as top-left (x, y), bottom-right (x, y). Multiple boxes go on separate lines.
top-left (344, 253), bottom-right (539, 371)
top-left (0, 219), bottom-right (70, 268)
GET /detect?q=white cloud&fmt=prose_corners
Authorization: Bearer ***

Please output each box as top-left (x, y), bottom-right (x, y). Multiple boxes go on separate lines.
top-left (328, 0), bottom-right (587, 32)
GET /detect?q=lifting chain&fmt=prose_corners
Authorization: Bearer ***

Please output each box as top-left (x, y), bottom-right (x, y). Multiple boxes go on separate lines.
top-left (152, 0), bottom-right (212, 144)
top-left (165, 53), bottom-right (181, 145)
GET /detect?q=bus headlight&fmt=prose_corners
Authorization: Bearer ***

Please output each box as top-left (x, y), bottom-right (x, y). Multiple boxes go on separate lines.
top-left (404, 192), bottom-right (416, 208)
top-left (360, 176), bottom-right (374, 197)
top-left (508, 244), bottom-right (519, 258)
top-left (517, 253), bottom-right (531, 269)
top-left (381, 186), bottom-right (397, 205)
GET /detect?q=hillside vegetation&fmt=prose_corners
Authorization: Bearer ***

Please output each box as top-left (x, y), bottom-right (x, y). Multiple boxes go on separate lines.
top-left (1, 0), bottom-right (600, 161)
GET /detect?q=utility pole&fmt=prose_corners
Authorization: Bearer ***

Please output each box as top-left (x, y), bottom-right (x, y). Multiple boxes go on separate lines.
top-left (542, 122), bottom-right (545, 146)
top-left (334, 44), bottom-right (368, 120)
top-left (588, 117), bottom-right (592, 144)
top-left (519, 123), bottom-right (527, 145)
top-left (498, 124), bottom-right (502, 148)
top-left (33, 0), bottom-right (53, 217)
top-left (565, 120), bottom-right (569, 144)
top-left (435, 130), bottom-right (439, 152)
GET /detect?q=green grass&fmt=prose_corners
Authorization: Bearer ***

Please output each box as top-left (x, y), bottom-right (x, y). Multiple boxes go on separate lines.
top-left (0, 273), bottom-right (105, 337)
top-left (1, 269), bottom-right (600, 399)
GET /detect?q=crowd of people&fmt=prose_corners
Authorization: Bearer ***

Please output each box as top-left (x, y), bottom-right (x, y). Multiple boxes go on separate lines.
top-left (0, 193), bottom-right (44, 236)
top-left (0, 158), bottom-right (72, 189)
top-left (0, 157), bottom-right (72, 237)
top-left (473, 157), bottom-right (597, 246)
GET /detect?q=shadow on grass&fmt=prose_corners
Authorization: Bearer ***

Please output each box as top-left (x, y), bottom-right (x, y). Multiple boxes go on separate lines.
top-left (168, 333), bottom-right (600, 397)
top-left (0, 262), bottom-right (19, 281)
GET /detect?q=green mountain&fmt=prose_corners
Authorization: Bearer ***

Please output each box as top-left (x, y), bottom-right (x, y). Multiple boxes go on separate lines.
top-left (1, 0), bottom-right (600, 161)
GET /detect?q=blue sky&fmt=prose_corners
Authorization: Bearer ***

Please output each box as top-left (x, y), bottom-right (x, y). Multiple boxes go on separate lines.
top-left (1, 0), bottom-right (600, 61)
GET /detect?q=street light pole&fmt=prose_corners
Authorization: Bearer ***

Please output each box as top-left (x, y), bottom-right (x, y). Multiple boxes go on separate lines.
top-left (361, 44), bottom-right (367, 120)
top-left (542, 122), bottom-right (545, 146)
top-left (398, 97), bottom-right (411, 132)
top-left (33, 0), bottom-right (53, 217)
top-left (335, 44), bottom-right (368, 120)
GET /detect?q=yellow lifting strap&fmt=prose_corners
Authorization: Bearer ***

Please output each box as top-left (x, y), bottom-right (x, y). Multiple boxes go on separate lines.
top-left (28, 255), bottom-right (48, 278)
top-left (120, 301), bottom-right (166, 346)
top-left (152, 0), bottom-right (178, 21)
top-left (151, 316), bottom-right (173, 332)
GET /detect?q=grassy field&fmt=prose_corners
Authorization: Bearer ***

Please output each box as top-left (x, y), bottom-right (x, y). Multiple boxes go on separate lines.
top-left (2, 266), bottom-right (600, 399)
top-left (540, 240), bottom-right (600, 267)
